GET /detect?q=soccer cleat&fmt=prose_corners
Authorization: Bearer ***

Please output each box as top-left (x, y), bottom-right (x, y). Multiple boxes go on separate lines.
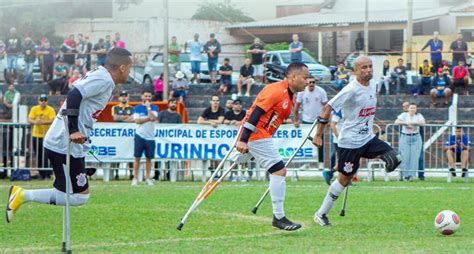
top-left (6, 186), bottom-right (25, 223)
top-left (131, 178), bottom-right (138, 186)
top-left (145, 179), bottom-right (154, 186)
top-left (322, 170), bottom-right (334, 185)
top-left (449, 168), bottom-right (456, 177)
top-left (314, 213), bottom-right (331, 227)
top-left (272, 216), bottom-right (302, 231)
top-left (461, 168), bottom-right (467, 178)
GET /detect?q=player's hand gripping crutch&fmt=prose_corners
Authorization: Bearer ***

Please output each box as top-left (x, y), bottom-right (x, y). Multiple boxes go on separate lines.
top-left (177, 128), bottom-right (242, 231)
top-left (61, 109), bottom-right (72, 254)
top-left (251, 120), bottom-right (318, 214)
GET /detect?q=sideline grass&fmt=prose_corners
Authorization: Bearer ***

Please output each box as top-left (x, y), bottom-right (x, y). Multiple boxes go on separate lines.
top-left (1, 179), bottom-right (472, 253)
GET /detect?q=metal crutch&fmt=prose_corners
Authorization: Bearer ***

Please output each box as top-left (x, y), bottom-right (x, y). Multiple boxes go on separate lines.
top-left (61, 109), bottom-right (72, 253)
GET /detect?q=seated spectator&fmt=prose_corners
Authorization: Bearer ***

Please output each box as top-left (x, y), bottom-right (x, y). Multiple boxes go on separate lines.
top-left (47, 59), bottom-right (68, 95)
top-left (61, 35), bottom-right (77, 68)
top-left (170, 71), bottom-right (189, 103)
top-left (67, 69), bottom-right (81, 92)
top-left (2, 84), bottom-right (20, 119)
top-left (377, 60), bottom-right (391, 95)
top-left (237, 58), bottom-right (254, 97)
top-left (154, 73), bottom-right (164, 101)
top-left (334, 63), bottom-right (350, 89)
top-left (218, 58), bottom-right (233, 95)
top-left (430, 69), bottom-right (452, 106)
top-left (69, 58), bottom-right (84, 76)
top-left (451, 59), bottom-right (469, 95)
top-left (441, 61), bottom-right (451, 78)
top-left (224, 99), bottom-right (246, 126)
top-left (93, 38), bottom-right (107, 66)
top-left (445, 127), bottom-right (470, 178)
top-left (157, 98), bottom-right (182, 124)
top-left (417, 59), bottom-right (433, 96)
top-left (112, 90), bottom-right (134, 122)
top-left (392, 58), bottom-right (407, 94)
top-left (225, 99), bottom-right (234, 112)
top-left (197, 95), bottom-right (225, 128)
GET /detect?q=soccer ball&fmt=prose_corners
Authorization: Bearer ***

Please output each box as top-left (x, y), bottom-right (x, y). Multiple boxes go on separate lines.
top-left (434, 210), bottom-right (460, 235)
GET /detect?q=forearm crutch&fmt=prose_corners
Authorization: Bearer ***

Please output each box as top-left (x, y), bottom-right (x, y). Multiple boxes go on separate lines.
top-left (61, 109), bottom-right (72, 253)
top-left (340, 185), bottom-right (349, 216)
top-left (177, 128), bottom-right (242, 231)
top-left (251, 120), bottom-right (319, 214)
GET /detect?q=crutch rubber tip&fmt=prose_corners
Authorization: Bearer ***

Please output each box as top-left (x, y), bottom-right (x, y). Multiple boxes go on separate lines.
top-left (340, 210), bottom-right (345, 217)
top-left (67, 250), bottom-right (72, 254)
top-left (251, 207), bottom-right (258, 214)
top-left (61, 242), bottom-right (66, 252)
top-left (177, 222), bottom-right (184, 231)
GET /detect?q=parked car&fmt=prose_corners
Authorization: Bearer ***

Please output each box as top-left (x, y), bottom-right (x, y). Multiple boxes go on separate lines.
top-left (264, 50), bottom-right (331, 82)
top-left (143, 52), bottom-right (219, 85)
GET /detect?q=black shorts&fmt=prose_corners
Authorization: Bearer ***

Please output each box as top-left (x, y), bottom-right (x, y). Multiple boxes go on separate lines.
top-left (336, 137), bottom-right (393, 176)
top-left (45, 148), bottom-right (88, 193)
top-left (134, 135), bottom-right (156, 159)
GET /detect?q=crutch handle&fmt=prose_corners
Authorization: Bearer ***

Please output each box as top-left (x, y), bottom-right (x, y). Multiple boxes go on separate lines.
top-left (307, 137), bottom-right (313, 141)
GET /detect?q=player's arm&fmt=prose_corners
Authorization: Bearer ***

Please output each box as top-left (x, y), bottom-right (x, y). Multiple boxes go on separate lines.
top-left (293, 102), bottom-right (301, 128)
top-left (421, 39), bottom-right (431, 51)
top-left (236, 106), bottom-right (265, 154)
top-left (66, 88), bottom-right (86, 144)
top-left (330, 120), bottom-right (338, 138)
top-left (313, 104), bottom-right (333, 142)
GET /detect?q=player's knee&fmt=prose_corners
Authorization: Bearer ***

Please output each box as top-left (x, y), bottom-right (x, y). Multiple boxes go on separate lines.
top-left (70, 193), bottom-right (90, 206)
top-left (268, 161), bottom-right (286, 176)
top-left (380, 150), bottom-right (402, 173)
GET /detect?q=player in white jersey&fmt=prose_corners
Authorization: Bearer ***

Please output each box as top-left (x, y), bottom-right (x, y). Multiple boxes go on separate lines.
top-left (6, 48), bottom-right (133, 223)
top-left (311, 56), bottom-right (401, 226)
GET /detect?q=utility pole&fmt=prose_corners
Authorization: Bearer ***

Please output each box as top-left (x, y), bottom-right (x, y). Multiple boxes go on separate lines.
top-left (364, 0), bottom-right (369, 56)
top-left (163, 0), bottom-right (169, 100)
top-left (406, 0), bottom-right (413, 70)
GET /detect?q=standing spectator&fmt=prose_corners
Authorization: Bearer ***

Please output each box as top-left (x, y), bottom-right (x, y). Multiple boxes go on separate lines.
top-left (47, 59), bottom-right (68, 95)
top-left (170, 71), bottom-right (189, 103)
top-left (168, 36), bottom-right (181, 74)
top-left (224, 99), bottom-right (246, 126)
top-left (355, 32), bottom-right (364, 52)
top-left (2, 84), bottom-right (20, 119)
top-left (104, 35), bottom-right (112, 50)
top-left (445, 127), bottom-right (470, 178)
top-left (83, 35), bottom-right (93, 71)
top-left (132, 90), bottom-right (159, 186)
top-left (377, 60), bottom-right (391, 95)
top-left (28, 94), bottom-right (55, 179)
top-left (417, 59), bottom-right (433, 95)
top-left (61, 35), bottom-right (77, 67)
top-left (114, 32), bottom-right (126, 49)
top-left (37, 40), bottom-right (56, 82)
top-left (197, 95), bottom-right (225, 128)
top-left (5, 27), bottom-right (21, 83)
top-left (185, 33), bottom-right (203, 84)
top-left (289, 34), bottom-right (303, 63)
top-left (392, 58), bottom-right (407, 94)
top-left (218, 58), bottom-right (233, 95)
top-left (451, 59), bottom-right (469, 95)
top-left (154, 73), bottom-right (164, 101)
top-left (334, 63), bottom-right (350, 89)
top-left (76, 33), bottom-right (87, 67)
top-left (112, 91), bottom-right (134, 122)
top-left (395, 103), bottom-right (425, 181)
top-left (294, 76), bottom-right (328, 168)
top-left (450, 33), bottom-right (468, 70)
top-left (23, 36), bottom-right (36, 84)
top-left (237, 58), bottom-right (254, 97)
top-left (203, 33), bottom-right (221, 84)
top-left (421, 31), bottom-right (443, 71)
top-left (247, 38), bottom-right (266, 83)
top-left (430, 69), bottom-right (452, 106)
top-left (93, 38), bottom-right (107, 66)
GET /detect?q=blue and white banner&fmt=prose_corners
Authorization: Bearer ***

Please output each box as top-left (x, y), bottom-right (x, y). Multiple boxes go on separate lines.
top-left (86, 123), bottom-right (317, 162)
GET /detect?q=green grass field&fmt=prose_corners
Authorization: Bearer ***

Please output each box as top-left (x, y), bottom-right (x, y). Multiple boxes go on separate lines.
top-left (1, 178), bottom-right (473, 253)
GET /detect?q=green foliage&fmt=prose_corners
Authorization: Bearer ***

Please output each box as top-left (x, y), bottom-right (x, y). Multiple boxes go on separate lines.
top-left (192, 1), bottom-right (254, 23)
top-left (243, 42), bottom-right (317, 59)
top-left (115, 0), bottom-right (143, 11)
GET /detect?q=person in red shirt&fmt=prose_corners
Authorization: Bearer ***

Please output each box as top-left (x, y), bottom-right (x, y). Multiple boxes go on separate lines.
top-left (451, 59), bottom-right (469, 95)
top-left (231, 62), bottom-right (309, 231)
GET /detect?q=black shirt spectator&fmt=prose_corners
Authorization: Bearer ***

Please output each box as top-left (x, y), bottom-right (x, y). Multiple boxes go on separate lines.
top-left (224, 110), bottom-right (246, 122)
top-left (219, 64), bottom-right (233, 83)
top-left (158, 110), bottom-right (182, 123)
top-left (203, 35), bottom-right (221, 60)
top-left (394, 65), bottom-right (407, 76)
top-left (240, 64), bottom-right (254, 78)
top-left (23, 38), bottom-right (36, 64)
top-left (5, 29), bottom-right (21, 55)
top-left (249, 42), bottom-right (265, 65)
top-left (450, 35), bottom-right (468, 63)
top-left (201, 106), bottom-right (225, 120)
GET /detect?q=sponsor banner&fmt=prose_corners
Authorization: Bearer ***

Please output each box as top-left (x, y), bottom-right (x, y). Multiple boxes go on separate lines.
top-left (86, 123), bottom-right (317, 162)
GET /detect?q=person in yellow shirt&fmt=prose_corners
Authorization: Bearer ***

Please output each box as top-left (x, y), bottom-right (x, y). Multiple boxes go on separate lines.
top-left (28, 94), bottom-right (56, 179)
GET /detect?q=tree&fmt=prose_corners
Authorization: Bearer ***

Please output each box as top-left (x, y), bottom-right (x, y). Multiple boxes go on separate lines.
top-left (192, 1), bottom-right (254, 23)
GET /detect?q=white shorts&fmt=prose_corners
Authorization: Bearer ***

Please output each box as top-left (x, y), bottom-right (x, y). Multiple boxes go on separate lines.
top-left (253, 64), bottom-right (264, 77)
top-left (229, 138), bottom-right (282, 171)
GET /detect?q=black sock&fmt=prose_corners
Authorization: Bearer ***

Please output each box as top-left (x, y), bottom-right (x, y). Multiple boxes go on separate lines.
top-left (449, 168), bottom-right (456, 177)
top-left (462, 168), bottom-right (467, 178)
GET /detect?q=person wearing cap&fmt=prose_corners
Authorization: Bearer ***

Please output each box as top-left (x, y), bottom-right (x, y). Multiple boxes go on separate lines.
top-left (28, 94), bottom-right (56, 179)
top-left (204, 33), bottom-right (221, 84)
top-left (112, 91), bottom-right (134, 122)
top-left (170, 71), bottom-right (189, 103)
top-left (224, 99), bottom-right (246, 126)
top-left (430, 68), bottom-right (452, 106)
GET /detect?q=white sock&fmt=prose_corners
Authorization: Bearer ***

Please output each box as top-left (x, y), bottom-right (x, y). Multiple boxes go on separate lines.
top-left (317, 179), bottom-right (345, 216)
top-left (23, 189), bottom-right (89, 206)
top-left (269, 175), bottom-right (286, 219)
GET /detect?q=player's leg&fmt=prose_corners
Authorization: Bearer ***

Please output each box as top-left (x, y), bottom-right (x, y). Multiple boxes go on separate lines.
top-left (314, 146), bottom-right (358, 226)
top-left (444, 88), bottom-right (452, 105)
top-left (365, 137), bottom-right (401, 174)
top-left (461, 150), bottom-right (469, 177)
top-left (446, 149), bottom-right (456, 176)
top-left (237, 77), bottom-right (243, 96)
top-left (144, 139), bottom-right (155, 186)
top-left (6, 149), bottom-right (89, 223)
top-left (246, 78), bottom-right (252, 96)
top-left (248, 139), bottom-right (301, 231)
top-left (132, 135), bottom-right (145, 185)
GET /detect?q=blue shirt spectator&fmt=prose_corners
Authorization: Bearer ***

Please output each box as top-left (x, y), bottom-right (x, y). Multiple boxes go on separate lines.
top-left (289, 34), bottom-right (303, 63)
top-left (445, 133), bottom-right (471, 154)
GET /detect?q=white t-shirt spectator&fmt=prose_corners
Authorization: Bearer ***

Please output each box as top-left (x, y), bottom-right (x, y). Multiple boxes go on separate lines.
top-left (331, 111), bottom-right (344, 144)
top-left (296, 86), bottom-right (328, 123)
top-left (328, 79), bottom-right (377, 149)
top-left (188, 40), bottom-right (203, 61)
top-left (397, 112), bottom-right (425, 134)
top-left (133, 104), bottom-right (159, 140)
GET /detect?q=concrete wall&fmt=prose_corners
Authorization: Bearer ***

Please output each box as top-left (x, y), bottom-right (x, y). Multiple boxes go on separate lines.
top-left (456, 16), bottom-right (474, 31)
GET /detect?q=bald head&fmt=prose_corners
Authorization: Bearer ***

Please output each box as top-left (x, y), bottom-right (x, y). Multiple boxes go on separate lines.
top-left (354, 56), bottom-right (371, 70)
top-left (354, 56), bottom-right (373, 84)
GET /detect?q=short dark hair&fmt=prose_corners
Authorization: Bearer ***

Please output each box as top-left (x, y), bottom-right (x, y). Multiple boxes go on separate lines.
top-left (423, 59), bottom-right (429, 63)
top-left (224, 58), bottom-right (230, 62)
top-left (141, 89), bottom-right (153, 95)
top-left (168, 98), bottom-right (177, 104)
top-left (105, 48), bottom-right (133, 70)
top-left (285, 62), bottom-right (308, 77)
top-left (409, 102), bottom-right (417, 106)
top-left (398, 58), bottom-right (403, 62)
